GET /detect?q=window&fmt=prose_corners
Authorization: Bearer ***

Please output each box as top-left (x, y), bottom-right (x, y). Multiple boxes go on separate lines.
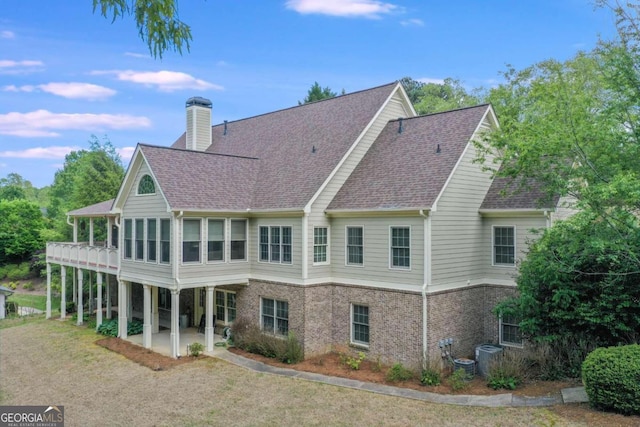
top-left (158, 288), bottom-right (171, 310)
top-left (262, 298), bottom-right (289, 335)
top-left (230, 219), bottom-right (247, 261)
top-left (183, 219), bottom-right (201, 263)
top-left (124, 219), bottom-right (132, 259)
top-left (500, 313), bottom-right (522, 346)
top-left (351, 304), bottom-right (369, 346)
top-left (160, 219), bottom-right (170, 263)
top-left (346, 226), bottom-right (363, 266)
top-left (137, 174), bottom-right (155, 195)
top-left (494, 226), bottom-right (515, 266)
top-left (314, 227), bottom-right (328, 264)
top-left (259, 226), bottom-right (292, 264)
top-left (135, 219), bottom-right (144, 260)
top-left (390, 226), bottom-right (410, 269)
top-left (207, 219), bottom-right (225, 262)
top-left (216, 290), bottom-right (236, 324)
top-left (147, 219), bottom-right (157, 262)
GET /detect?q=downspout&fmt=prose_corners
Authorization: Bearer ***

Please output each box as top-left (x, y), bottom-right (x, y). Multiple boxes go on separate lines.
top-left (301, 206), bottom-right (310, 280)
top-left (419, 209), bottom-right (431, 370)
top-left (544, 210), bottom-right (552, 228)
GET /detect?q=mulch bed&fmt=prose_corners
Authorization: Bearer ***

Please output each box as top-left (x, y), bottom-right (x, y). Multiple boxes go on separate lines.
top-left (95, 337), bottom-right (201, 371)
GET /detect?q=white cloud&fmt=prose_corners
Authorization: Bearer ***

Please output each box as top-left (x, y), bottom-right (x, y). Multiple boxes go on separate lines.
top-left (400, 18), bottom-right (424, 26)
top-left (0, 59), bottom-right (44, 74)
top-left (418, 77), bottom-right (445, 84)
top-left (124, 52), bottom-right (149, 59)
top-left (117, 146), bottom-right (136, 162)
top-left (0, 146), bottom-right (81, 159)
top-left (3, 82), bottom-right (116, 100)
top-left (92, 69), bottom-right (223, 92)
top-left (0, 110), bottom-right (152, 138)
top-left (285, 0), bottom-right (398, 18)
top-left (1, 31), bottom-right (15, 39)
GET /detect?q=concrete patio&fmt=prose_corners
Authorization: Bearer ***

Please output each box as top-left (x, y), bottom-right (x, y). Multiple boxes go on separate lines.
top-left (126, 327), bottom-right (229, 358)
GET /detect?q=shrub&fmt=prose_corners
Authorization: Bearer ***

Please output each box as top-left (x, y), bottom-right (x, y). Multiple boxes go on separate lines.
top-left (486, 349), bottom-right (527, 390)
top-left (6, 262), bottom-right (31, 281)
top-left (582, 344), bottom-right (640, 415)
top-left (22, 282), bottom-right (33, 291)
top-left (339, 351), bottom-right (366, 370)
top-left (189, 342), bottom-right (204, 357)
top-left (0, 265), bottom-right (7, 280)
top-left (386, 363), bottom-right (414, 382)
top-left (97, 318), bottom-right (144, 337)
top-left (421, 364), bottom-right (442, 386)
top-left (526, 337), bottom-right (596, 380)
top-left (8, 282), bottom-right (17, 290)
top-left (66, 301), bottom-right (76, 314)
top-left (448, 368), bottom-right (470, 392)
top-left (230, 316), bottom-right (303, 364)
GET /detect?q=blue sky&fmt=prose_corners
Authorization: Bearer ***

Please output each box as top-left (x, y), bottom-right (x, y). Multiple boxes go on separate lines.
top-left (0, 0), bottom-right (618, 188)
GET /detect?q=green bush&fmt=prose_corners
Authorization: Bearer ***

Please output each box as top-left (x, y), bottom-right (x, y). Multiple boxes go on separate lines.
top-left (66, 301), bottom-right (76, 314)
top-left (421, 366), bottom-right (442, 386)
top-left (525, 337), bottom-right (596, 380)
top-left (448, 368), bottom-right (470, 392)
top-left (6, 262), bottom-right (31, 281)
top-left (97, 318), bottom-right (143, 337)
top-left (582, 345), bottom-right (640, 415)
top-left (189, 342), bottom-right (204, 357)
top-left (486, 349), bottom-right (527, 390)
top-left (340, 351), bottom-right (366, 370)
top-left (230, 317), bottom-right (303, 364)
top-left (0, 265), bottom-right (7, 280)
top-left (22, 282), bottom-right (33, 291)
top-left (386, 363), bottom-right (414, 382)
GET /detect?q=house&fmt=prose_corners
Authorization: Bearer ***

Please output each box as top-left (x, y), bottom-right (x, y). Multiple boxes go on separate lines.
top-left (45, 82), bottom-right (563, 366)
top-left (0, 285), bottom-right (14, 319)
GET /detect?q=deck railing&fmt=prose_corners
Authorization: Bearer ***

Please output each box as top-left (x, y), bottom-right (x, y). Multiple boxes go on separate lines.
top-left (46, 242), bottom-right (119, 273)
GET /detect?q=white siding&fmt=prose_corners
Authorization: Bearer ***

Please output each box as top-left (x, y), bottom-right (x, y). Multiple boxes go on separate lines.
top-left (330, 216), bottom-right (424, 287)
top-left (249, 217), bottom-right (303, 280)
top-left (120, 162), bottom-right (173, 284)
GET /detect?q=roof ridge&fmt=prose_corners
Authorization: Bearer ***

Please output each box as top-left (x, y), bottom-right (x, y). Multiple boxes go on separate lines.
top-left (391, 103), bottom-right (490, 122)
top-left (211, 81), bottom-right (399, 127)
top-left (139, 143), bottom-right (260, 160)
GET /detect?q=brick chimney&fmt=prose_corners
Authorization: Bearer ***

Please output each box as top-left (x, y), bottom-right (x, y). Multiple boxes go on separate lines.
top-left (186, 96), bottom-right (212, 151)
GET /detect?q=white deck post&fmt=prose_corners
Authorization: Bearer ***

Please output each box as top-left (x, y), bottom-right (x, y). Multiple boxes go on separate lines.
top-left (205, 286), bottom-right (215, 352)
top-left (127, 282), bottom-right (133, 321)
top-left (170, 289), bottom-right (180, 358)
top-left (60, 266), bottom-right (66, 319)
top-left (96, 272), bottom-right (103, 330)
top-left (89, 218), bottom-right (94, 247)
top-left (45, 263), bottom-right (52, 319)
top-left (118, 279), bottom-right (128, 339)
top-left (143, 284), bottom-right (151, 348)
top-left (88, 271), bottom-right (93, 314)
top-left (106, 274), bottom-right (111, 319)
top-left (77, 269), bottom-right (83, 325)
top-left (152, 287), bottom-right (159, 333)
top-left (72, 267), bottom-right (77, 304)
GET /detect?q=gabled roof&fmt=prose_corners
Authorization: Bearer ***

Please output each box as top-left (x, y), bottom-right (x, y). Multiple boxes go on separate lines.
top-left (68, 199), bottom-right (115, 217)
top-left (327, 105), bottom-right (492, 211)
top-left (172, 82), bottom-right (405, 210)
top-left (139, 144), bottom-right (260, 211)
top-left (480, 174), bottom-right (559, 211)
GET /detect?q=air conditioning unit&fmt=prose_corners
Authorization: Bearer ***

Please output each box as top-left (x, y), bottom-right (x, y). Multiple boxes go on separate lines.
top-left (475, 344), bottom-right (503, 377)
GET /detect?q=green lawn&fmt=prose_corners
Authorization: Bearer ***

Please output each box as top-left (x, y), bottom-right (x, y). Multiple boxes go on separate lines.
top-left (6, 293), bottom-right (60, 312)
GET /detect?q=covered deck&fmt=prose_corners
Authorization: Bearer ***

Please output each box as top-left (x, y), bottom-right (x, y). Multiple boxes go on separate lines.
top-left (126, 327), bottom-right (229, 358)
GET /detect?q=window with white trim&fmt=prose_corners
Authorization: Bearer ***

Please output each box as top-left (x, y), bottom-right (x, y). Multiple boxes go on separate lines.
top-left (135, 219), bottom-right (144, 260)
top-left (124, 219), bottom-right (132, 259)
top-left (493, 226), bottom-right (515, 266)
top-left (137, 174), bottom-right (155, 195)
top-left (160, 219), bottom-right (170, 263)
top-left (346, 226), bottom-right (363, 266)
top-left (183, 219), bottom-right (201, 263)
top-left (314, 227), bottom-right (329, 264)
top-left (351, 304), bottom-right (369, 346)
top-left (216, 290), bottom-right (236, 324)
top-left (390, 226), bottom-right (410, 269)
top-left (499, 313), bottom-right (522, 346)
top-left (259, 226), bottom-right (292, 264)
top-left (230, 219), bottom-right (247, 261)
top-left (262, 298), bottom-right (289, 335)
top-left (147, 218), bottom-right (157, 262)
top-left (207, 219), bottom-right (225, 262)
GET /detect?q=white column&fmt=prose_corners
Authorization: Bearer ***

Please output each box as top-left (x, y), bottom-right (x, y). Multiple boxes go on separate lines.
top-left (118, 280), bottom-right (128, 339)
top-left (60, 266), bottom-right (66, 319)
top-left (170, 289), bottom-right (180, 358)
top-left (205, 286), bottom-right (215, 352)
top-left (96, 272), bottom-right (103, 330)
top-left (89, 218), bottom-right (94, 246)
top-left (73, 218), bottom-right (78, 243)
top-left (106, 275), bottom-right (112, 319)
top-left (72, 267), bottom-right (77, 303)
top-left (143, 284), bottom-right (152, 348)
top-left (45, 263), bottom-right (52, 319)
top-left (88, 271), bottom-right (93, 314)
top-left (107, 217), bottom-right (112, 248)
top-left (152, 287), bottom-right (159, 333)
top-left (77, 269), bottom-right (83, 326)
top-left (127, 282), bottom-right (133, 321)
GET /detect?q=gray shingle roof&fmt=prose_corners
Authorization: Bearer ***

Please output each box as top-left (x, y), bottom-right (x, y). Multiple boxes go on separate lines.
top-left (172, 82), bottom-right (399, 210)
top-left (140, 145), bottom-right (260, 211)
top-left (327, 105), bottom-right (491, 211)
top-left (68, 199), bottom-right (114, 217)
top-left (480, 174), bottom-right (558, 210)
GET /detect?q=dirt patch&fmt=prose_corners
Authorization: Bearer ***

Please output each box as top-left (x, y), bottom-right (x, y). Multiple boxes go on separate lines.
top-left (95, 337), bottom-right (200, 370)
top-left (228, 347), bottom-right (579, 397)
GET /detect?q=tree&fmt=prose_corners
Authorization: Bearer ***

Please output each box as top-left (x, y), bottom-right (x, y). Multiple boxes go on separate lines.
top-left (0, 199), bottom-right (45, 262)
top-left (400, 77), bottom-right (481, 115)
top-left (299, 82), bottom-right (339, 105)
top-left (93, 0), bottom-right (192, 58)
